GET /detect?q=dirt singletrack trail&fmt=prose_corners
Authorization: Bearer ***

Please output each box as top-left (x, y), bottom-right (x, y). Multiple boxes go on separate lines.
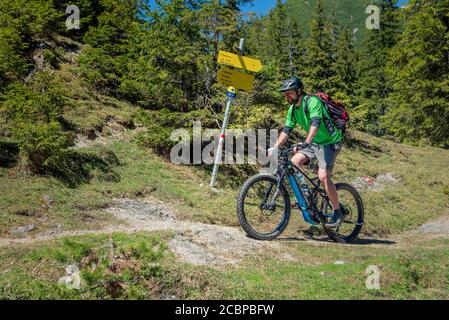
top-left (0, 198), bottom-right (280, 266)
top-left (1, 196), bottom-right (448, 266)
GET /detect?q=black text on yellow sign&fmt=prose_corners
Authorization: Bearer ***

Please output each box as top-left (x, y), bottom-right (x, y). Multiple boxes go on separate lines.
top-left (217, 50), bottom-right (263, 73)
top-left (217, 67), bottom-right (255, 92)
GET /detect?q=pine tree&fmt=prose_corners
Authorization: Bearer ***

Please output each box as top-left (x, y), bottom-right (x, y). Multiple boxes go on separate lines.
top-left (119, 0), bottom-right (204, 110)
top-left (1, 71), bottom-right (69, 172)
top-left (78, 0), bottom-right (143, 94)
top-left (196, 0), bottom-right (240, 74)
top-left (302, 0), bottom-right (334, 92)
top-left (286, 16), bottom-right (303, 77)
top-left (0, 0), bottom-right (60, 87)
top-left (53, 0), bottom-right (103, 38)
top-left (266, 0), bottom-right (290, 78)
top-left (246, 0), bottom-right (302, 80)
top-left (242, 15), bottom-right (281, 106)
top-left (243, 14), bottom-right (265, 57)
top-left (354, 0), bottom-right (401, 135)
top-left (385, 0), bottom-right (449, 147)
top-left (329, 28), bottom-right (358, 106)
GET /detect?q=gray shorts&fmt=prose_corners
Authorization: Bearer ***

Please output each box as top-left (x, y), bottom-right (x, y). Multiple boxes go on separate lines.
top-left (297, 143), bottom-right (342, 171)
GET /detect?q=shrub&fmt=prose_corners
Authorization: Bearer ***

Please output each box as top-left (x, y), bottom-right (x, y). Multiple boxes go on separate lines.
top-left (13, 122), bottom-right (71, 173)
top-left (135, 125), bottom-right (179, 159)
top-left (0, 139), bottom-right (19, 167)
top-left (133, 108), bottom-right (220, 159)
top-left (1, 72), bottom-right (70, 172)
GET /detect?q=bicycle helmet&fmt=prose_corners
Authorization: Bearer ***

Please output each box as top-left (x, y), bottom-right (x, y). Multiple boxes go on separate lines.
top-left (279, 77), bottom-right (304, 92)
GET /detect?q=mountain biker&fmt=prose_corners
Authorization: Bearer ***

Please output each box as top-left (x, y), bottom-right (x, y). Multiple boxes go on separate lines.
top-left (268, 77), bottom-right (344, 228)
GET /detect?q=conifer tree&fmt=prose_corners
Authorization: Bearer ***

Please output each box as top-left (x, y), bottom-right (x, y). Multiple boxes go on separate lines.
top-left (286, 16), bottom-right (303, 77)
top-left (119, 0), bottom-right (204, 110)
top-left (0, 0), bottom-right (59, 87)
top-left (329, 28), bottom-right (358, 106)
top-left (302, 0), bottom-right (334, 92)
top-left (266, 0), bottom-right (290, 78)
top-left (78, 0), bottom-right (142, 94)
top-left (354, 0), bottom-right (400, 135)
top-left (385, 0), bottom-right (449, 147)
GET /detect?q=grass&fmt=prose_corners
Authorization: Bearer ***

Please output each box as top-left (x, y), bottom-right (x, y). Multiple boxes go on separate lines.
top-left (0, 232), bottom-right (205, 300)
top-left (1, 126), bottom-right (449, 301)
top-left (198, 238), bottom-right (449, 300)
top-left (57, 61), bottom-right (137, 136)
top-left (3, 131), bottom-right (447, 299)
top-left (0, 55), bottom-right (239, 235)
top-left (335, 131), bottom-right (449, 235)
top-left (1, 233), bottom-right (449, 300)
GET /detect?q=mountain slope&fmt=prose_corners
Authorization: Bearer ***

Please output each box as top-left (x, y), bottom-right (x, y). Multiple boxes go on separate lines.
top-left (286, 0), bottom-right (379, 44)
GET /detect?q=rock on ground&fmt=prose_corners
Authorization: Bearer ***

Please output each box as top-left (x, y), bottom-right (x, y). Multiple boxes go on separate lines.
top-left (417, 216), bottom-right (449, 235)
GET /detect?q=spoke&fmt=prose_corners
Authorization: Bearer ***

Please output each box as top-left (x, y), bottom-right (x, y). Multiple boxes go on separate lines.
top-left (244, 202), bottom-right (265, 207)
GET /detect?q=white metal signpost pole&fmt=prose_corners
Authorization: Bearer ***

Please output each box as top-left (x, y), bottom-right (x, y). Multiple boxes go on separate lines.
top-left (210, 39), bottom-right (245, 189)
top-left (209, 87), bottom-right (235, 189)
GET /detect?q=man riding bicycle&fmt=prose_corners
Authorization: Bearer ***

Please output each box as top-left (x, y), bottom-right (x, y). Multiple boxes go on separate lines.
top-left (268, 77), bottom-right (344, 228)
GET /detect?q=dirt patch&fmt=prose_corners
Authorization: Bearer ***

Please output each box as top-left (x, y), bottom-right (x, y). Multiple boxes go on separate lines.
top-left (107, 198), bottom-right (174, 221)
top-left (105, 198), bottom-right (277, 266)
top-left (417, 215), bottom-right (449, 235)
top-left (169, 234), bottom-right (227, 266)
top-left (351, 172), bottom-right (402, 192)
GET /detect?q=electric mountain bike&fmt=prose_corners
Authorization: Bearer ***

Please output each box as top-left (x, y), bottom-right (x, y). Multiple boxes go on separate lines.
top-left (237, 144), bottom-right (364, 243)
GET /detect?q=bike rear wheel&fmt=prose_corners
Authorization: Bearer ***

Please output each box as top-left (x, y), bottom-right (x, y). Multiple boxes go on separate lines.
top-left (322, 183), bottom-right (364, 243)
top-left (237, 174), bottom-right (291, 241)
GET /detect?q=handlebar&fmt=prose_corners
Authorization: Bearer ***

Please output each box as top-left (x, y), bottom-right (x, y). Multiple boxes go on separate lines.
top-left (266, 144), bottom-right (319, 173)
top-left (279, 143), bottom-right (307, 158)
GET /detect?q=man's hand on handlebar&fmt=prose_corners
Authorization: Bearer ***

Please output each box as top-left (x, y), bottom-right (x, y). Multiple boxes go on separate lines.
top-left (268, 142), bottom-right (310, 158)
top-left (293, 142), bottom-right (310, 154)
top-left (268, 146), bottom-right (278, 158)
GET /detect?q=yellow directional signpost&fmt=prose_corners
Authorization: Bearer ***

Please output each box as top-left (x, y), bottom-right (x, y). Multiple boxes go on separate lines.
top-left (217, 67), bottom-right (255, 92)
top-left (210, 39), bottom-right (264, 189)
top-left (217, 50), bottom-right (263, 73)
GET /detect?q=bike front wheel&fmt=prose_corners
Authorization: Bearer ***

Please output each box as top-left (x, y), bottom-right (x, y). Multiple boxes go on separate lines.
top-left (237, 174), bottom-right (291, 241)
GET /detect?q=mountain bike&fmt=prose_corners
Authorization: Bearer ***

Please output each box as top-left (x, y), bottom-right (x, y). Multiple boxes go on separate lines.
top-left (237, 144), bottom-right (364, 243)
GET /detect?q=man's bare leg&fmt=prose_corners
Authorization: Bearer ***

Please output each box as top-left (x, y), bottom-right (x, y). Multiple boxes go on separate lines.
top-left (291, 152), bottom-right (309, 170)
top-left (318, 169), bottom-right (340, 211)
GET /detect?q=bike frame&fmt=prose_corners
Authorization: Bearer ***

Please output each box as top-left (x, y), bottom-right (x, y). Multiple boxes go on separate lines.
top-left (276, 160), bottom-right (329, 226)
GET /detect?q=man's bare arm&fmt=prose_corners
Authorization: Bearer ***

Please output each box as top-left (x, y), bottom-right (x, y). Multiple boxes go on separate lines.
top-left (305, 125), bottom-right (319, 144)
top-left (274, 132), bottom-right (290, 148)
top-left (268, 131), bottom-right (290, 157)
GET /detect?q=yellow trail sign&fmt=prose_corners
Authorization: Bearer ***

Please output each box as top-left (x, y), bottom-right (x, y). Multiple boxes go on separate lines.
top-left (217, 67), bottom-right (255, 92)
top-left (217, 50), bottom-right (263, 73)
